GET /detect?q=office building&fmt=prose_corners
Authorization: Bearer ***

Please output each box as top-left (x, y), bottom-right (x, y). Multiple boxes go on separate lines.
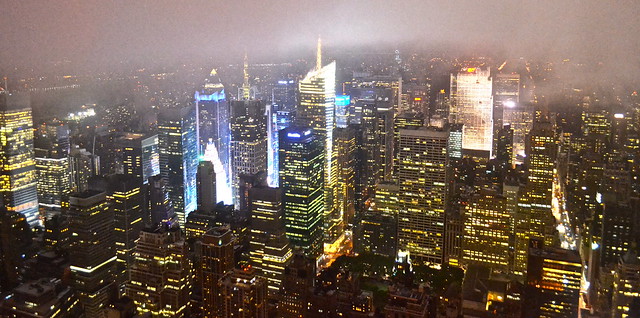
top-left (0, 278), bottom-right (80, 317)
top-left (248, 186), bottom-right (292, 297)
top-left (503, 102), bottom-right (533, 164)
top-left (116, 133), bottom-right (159, 183)
top-left (279, 254), bottom-right (315, 318)
top-left (197, 161), bottom-right (216, 213)
top-left (69, 147), bottom-right (100, 193)
top-left (279, 126), bottom-right (324, 259)
top-left (296, 42), bottom-right (341, 245)
top-left (67, 191), bottom-right (116, 317)
top-left (462, 190), bottom-right (510, 273)
top-left (126, 223), bottom-right (191, 317)
top-left (34, 123), bottom-right (70, 213)
top-left (145, 175), bottom-right (175, 226)
top-left (334, 127), bottom-right (357, 227)
top-left (219, 266), bottom-right (268, 318)
top-left (158, 106), bottom-right (198, 224)
top-left (198, 226), bottom-right (235, 318)
top-left (526, 244), bottom-right (582, 318)
top-left (0, 92), bottom-right (39, 226)
top-left (108, 175), bottom-right (144, 292)
top-left (230, 100), bottom-right (268, 210)
top-left (397, 128), bottom-right (449, 267)
top-left (611, 249), bottom-right (640, 318)
top-left (449, 67), bottom-right (494, 155)
top-left (195, 69), bottom-right (231, 203)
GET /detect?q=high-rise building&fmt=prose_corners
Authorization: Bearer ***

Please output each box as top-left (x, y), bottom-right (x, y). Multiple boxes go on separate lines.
top-left (198, 226), bottom-right (235, 318)
top-left (279, 126), bottom-right (324, 259)
top-left (248, 186), bottom-right (292, 297)
top-left (297, 44), bottom-right (341, 245)
top-left (356, 182), bottom-right (398, 257)
top-left (68, 146), bottom-right (100, 193)
top-left (34, 122), bottom-right (70, 215)
top-left (230, 100), bottom-right (267, 210)
top-left (126, 223), bottom-right (191, 317)
top-left (279, 254), bottom-right (316, 318)
top-left (67, 191), bottom-right (116, 317)
top-left (116, 133), bottom-right (159, 183)
top-left (496, 125), bottom-right (514, 168)
top-left (0, 92), bottom-right (39, 226)
top-left (515, 119), bottom-right (558, 276)
top-left (492, 72), bottom-right (520, 151)
top-left (0, 278), bottom-right (81, 317)
top-left (158, 106), bottom-right (198, 224)
top-left (526, 244), bottom-right (582, 318)
top-left (334, 127), bottom-right (356, 228)
top-left (397, 128), bottom-right (449, 267)
top-left (197, 161), bottom-right (216, 213)
top-left (611, 249), bottom-right (640, 318)
top-left (449, 67), bottom-right (494, 155)
top-left (195, 69), bottom-right (231, 203)
top-left (0, 208), bottom-right (31, 293)
top-left (503, 102), bottom-right (533, 164)
top-left (219, 266), bottom-right (268, 318)
top-left (462, 190), bottom-right (511, 273)
top-left (108, 175), bottom-right (144, 292)
top-left (145, 175), bottom-right (175, 226)
top-left (601, 200), bottom-right (638, 267)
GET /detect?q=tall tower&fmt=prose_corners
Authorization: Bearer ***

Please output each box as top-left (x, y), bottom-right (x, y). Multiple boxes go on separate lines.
top-left (279, 126), bottom-right (324, 259)
top-left (125, 223), bottom-right (191, 317)
top-left (0, 92), bottom-right (39, 226)
top-left (157, 106), bottom-right (198, 224)
top-left (248, 186), bottom-right (292, 298)
top-left (449, 67), bottom-right (494, 155)
top-left (198, 226), bottom-right (236, 318)
top-left (195, 69), bottom-right (232, 203)
top-left (34, 123), bottom-right (70, 214)
top-left (67, 191), bottom-right (116, 316)
top-left (230, 100), bottom-right (267, 210)
top-left (297, 45), bottom-right (339, 246)
top-left (242, 52), bottom-right (251, 100)
top-left (219, 267), bottom-right (268, 318)
top-left (397, 128), bottom-right (449, 267)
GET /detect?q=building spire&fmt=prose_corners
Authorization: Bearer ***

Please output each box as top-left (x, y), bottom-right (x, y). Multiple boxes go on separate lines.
top-left (316, 35), bottom-right (322, 71)
top-left (242, 51), bottom-right (250, 100)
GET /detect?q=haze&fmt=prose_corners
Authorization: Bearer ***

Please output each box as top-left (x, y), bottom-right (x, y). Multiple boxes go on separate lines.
top-left (2, 0), bottom-right (639, 77)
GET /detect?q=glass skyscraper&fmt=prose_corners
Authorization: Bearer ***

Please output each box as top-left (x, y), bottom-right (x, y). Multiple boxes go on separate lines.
top-left (0, 92), bottom-right (39, 227)
top-left (279, 126), bottom-right (324, 259)
top-left (158, 106), bottom-right (198, 224)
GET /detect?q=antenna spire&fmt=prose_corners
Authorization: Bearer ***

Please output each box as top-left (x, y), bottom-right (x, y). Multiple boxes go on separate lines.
top-left (242, 51), bottom-right (250, 100)
top-left (316, 36), bottom-right (322, 71)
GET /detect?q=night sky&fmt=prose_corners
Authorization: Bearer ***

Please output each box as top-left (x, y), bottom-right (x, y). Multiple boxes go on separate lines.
top-left (2, 0), bottom-right (640, 74)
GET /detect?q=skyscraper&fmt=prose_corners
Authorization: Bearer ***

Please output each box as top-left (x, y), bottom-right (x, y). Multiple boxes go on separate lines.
top-left (462, 190), bottom-right (510, 273)
top-left (279, 126), bottom-right (324, 259)
top-left (158, 106), bottom-right (198, 224)
top-left (0, 92), bottom-right (39, 226)
top-left (230, 100), bottom-right (267, 210)
top-left (195, 69), bottom-right (231, 203)
top-left (296, 42), bottom-right (340, 245)
top-left (108, 175), bottom-right (144, 292)
top-left (126, 223), bottom-right (191, 317)
top-left (397, 128), bottom-right (449, 267)
top-left (219, 267), bottom-right (268, 318)
top-left (116, 133), bottom-right (159, 183)
top-left (34, 123), bottom-right (70, 213)
top-left (248, 186), bottom-right (292, 298)
top-left (197, 160), bottom-right (216, 213)
top-left (198, 226), bottom-right (235, 318)
top-left (449, 67), bottom-right (494, 155)
top-left (67, 191), bottom-right (116, 316)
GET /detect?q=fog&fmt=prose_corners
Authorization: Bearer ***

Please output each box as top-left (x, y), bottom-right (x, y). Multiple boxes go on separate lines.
top-left (1, 0), bottom-right (639, 79)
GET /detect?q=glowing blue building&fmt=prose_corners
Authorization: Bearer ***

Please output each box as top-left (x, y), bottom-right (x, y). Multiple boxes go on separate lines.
top-left (158, 106), bottom-right (198, 224)
top-left (195, 69), bottom-right (232, 204)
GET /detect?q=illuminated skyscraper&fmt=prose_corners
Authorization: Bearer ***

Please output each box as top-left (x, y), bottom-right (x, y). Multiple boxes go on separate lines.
top-left (198, 226), bottom-right (235, 318)
top-left (515, 119), bottom-right (558, 276)
top-left (279, 126), bottom-right (324, 259)
top-left (158, 106), bottom-right (198, 224)
top-left (69, 146), bottom-right (99, 193)
top-left (611, 249), bottom-right (640, 318)
top-left (231, 100), bottom-right (267, 210)
top-left (34, 123), bottom-right (70, 213)
top-left (126, 223), bottom-right (191, 317)
top-left (248, 186), bottom-right (292, 298)
top-left (526, 244), bottom-right (582, 318)
top-left (449, 67), bottom-right (494, 155)
top-left (108, 175), bottom-right (144, 292)
top-left (492, 72), bottom-right (520, 150)
top-left (145, 175), bottom-right (175, 226)
top-left (297, 43), bottom-right (340, 245)
top-left (67, 191), bottom-right (116, 317)
top-left (334, 127), bottom-right (356, 227)
top-left (503, 102), bottom-right (533, 164)
top-left (279, 254), bottom-right (316, 318)
top-left (0, 92), bottom-right (39, 226)
top-left (116, 133), bottom-right (159, 183)
top-left (397, 128), bottom-right (449, 267)
top-left (462, 190), bottom-right (510, 273)
top-left (195, 69), bottom-right (231, 203)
